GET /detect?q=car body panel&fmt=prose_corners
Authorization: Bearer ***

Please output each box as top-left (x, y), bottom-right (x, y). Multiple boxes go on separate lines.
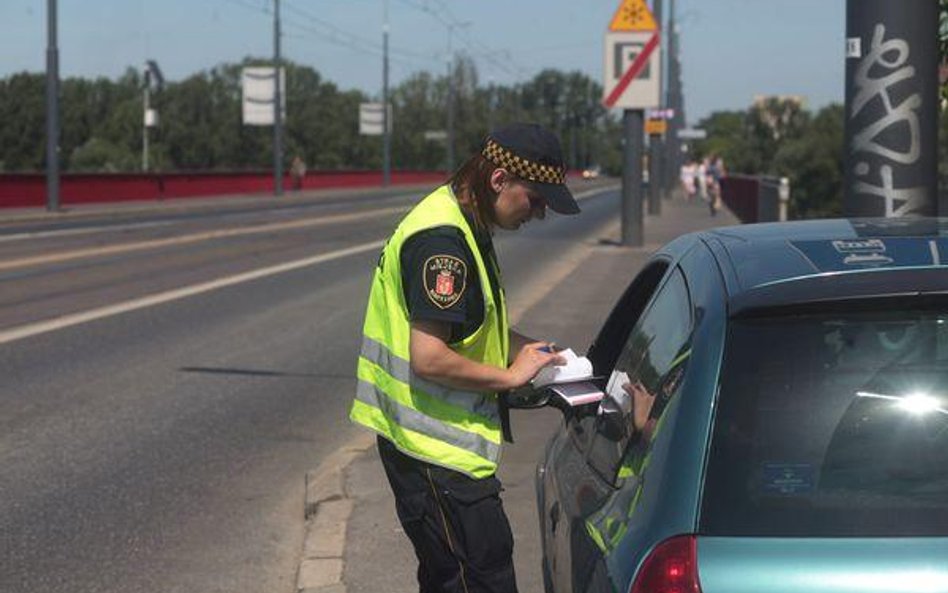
top-left (697, 538), bottom-right (948, 593)
top-left (709, 218), bottom-right (948, 296)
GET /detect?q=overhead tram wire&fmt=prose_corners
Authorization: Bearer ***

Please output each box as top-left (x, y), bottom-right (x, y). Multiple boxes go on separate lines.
top-left (282, 0), bottom-right (440, 64)
top-left (393, 0), bottom-right (530, 81)
top-left (223, 0), bottom-right (441, 68)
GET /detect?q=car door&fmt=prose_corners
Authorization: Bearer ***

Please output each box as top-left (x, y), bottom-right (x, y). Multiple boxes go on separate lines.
top-left (538, 259), bottom-right (670, 593)
top-left (539, 262), bottom-right (694, 593)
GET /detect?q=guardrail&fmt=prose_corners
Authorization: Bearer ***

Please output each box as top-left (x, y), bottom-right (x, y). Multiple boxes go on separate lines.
top-left (720, 175), bottom-right (790, 223)
top-left (0, 170), bottom-right (448, 209)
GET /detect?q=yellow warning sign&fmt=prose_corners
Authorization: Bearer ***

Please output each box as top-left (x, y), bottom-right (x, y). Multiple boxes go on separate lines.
top-left (608, 0), bottom-right (658, 32)
top-left (645, 118), bottom-right (667, 135)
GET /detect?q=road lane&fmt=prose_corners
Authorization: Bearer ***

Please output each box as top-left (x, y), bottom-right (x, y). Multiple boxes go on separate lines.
top-left (0, 185), bottom-right (620, 592)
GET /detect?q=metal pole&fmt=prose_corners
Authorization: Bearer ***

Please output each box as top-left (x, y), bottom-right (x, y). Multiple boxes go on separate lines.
top-left (665, 0), bottom-right (681, 196)
top-left (45, 0), bottom-right (60, 212)
top-left (843, 0), bottom-right (938, 217)
top-left (621, 109), bottom-right (644, 247)
top-left (648, 134), bottom-right (661, 215)
top-left (143, 80), bottom-right (150, 172)
top-left (487, 78), bottom-right (495, 134)
top-left (446, 27), bottom-right (455, 173)
top-left (652, 0), bottom-right (667, 201)
top-left (273, 0), bottom-right (284, 196)
top-left (382, 0), bottom-right (391, 187)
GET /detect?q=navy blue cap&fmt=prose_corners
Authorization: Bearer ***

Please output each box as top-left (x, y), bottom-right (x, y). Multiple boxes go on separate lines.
top-left (482, 123), bottom-right (580, 215)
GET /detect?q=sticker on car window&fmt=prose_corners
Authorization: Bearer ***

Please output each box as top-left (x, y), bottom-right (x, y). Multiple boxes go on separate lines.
top-left (761, 463), bottom-right (815, 495)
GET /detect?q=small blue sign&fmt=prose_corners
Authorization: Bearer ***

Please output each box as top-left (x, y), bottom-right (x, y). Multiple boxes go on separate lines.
top-left (762, 463), bottom-right (815, 495)
top-left (791, 238), bottom-right (948, 272)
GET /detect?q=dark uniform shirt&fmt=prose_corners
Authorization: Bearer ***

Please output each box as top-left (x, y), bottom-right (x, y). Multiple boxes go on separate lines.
top-left (400, 217), bottom-right (502, 344)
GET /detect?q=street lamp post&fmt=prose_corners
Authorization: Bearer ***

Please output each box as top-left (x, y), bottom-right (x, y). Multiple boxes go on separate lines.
top-left (382, 0), bottom-right (391, 187)
top-left (445, 21), bottom-right (471, 173)
top-left (273, 0), bottom-right (284, 197)
top-left (46, 0), bottom-right (60, 212)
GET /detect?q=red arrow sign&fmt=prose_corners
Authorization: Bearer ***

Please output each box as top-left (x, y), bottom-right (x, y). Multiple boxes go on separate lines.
top-left (603, 32), bottom-right (659, 108)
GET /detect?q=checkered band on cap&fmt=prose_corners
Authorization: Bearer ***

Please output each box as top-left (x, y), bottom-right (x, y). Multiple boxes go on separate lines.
top-left (481, 139), bottom-right (566, 184)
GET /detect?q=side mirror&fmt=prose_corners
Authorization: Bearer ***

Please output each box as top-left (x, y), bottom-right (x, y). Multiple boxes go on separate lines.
top-left (504, 385), bottom-right (552, 409)
top-left (504, 384), bottom-right (602, 420)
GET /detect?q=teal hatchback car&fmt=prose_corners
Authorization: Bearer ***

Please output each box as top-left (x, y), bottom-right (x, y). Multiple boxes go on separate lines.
top-left (531, 218), bottom-right (948, 593)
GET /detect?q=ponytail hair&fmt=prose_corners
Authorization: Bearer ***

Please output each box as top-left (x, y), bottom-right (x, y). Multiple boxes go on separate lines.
top-left (448, 154), bottom-right (504, 232)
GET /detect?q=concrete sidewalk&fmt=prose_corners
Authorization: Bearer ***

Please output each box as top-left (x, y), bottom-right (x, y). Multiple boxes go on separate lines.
top-left (322, 196), bottom-right (739, 593)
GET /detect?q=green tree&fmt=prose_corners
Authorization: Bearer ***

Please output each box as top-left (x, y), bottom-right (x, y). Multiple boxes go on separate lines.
top-left (772, 104), bottom-right (845, 219)
top-left (0, 73), bottom-right (45, 171)
top-left (693, 111), bottom-right (754, 173)
top-left (0, 59), bottom-right (612, 174)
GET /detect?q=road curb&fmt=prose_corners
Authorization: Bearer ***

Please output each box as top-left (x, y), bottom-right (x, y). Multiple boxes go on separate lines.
top-left (296, 432), bottom-right (375, 593)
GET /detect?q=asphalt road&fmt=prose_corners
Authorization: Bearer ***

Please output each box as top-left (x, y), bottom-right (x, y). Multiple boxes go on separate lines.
top-left (0, 183), bottom-right (622, 593)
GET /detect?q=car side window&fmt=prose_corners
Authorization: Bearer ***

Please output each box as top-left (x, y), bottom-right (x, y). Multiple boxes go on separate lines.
top-left (585, 267), bottom-right (693, 485)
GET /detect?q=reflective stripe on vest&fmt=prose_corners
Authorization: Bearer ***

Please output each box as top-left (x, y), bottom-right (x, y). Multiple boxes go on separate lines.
top-left (360, 337), bottom-right (500, 421)
top-left (354, 380), bottom-right (501, 463)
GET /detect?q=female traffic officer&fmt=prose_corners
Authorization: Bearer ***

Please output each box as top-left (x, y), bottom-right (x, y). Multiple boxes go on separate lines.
top-left (350, 123), bottom-right (580, 593)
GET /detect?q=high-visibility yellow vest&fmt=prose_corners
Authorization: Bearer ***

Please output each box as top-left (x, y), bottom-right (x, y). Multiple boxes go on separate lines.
top-left (349, 185), bottom-right (509, 478)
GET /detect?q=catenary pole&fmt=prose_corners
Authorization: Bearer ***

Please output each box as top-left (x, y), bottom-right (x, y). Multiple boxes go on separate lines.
top-left (843, 0), bottom-right (938, 217)
top-left (665, 0), bottom-right (681, 195)
top-left (382, 0), bottom-right (391, 187)
top-left (143, 72), bottom-right (150, 172)
top-left (45, 0), bottom-right (60, 212)
top-left (446, 26), bottom-right (455, 173)
top-left (273, 0), bottom-right (284, 196)
top-left (648, 0), bottom-right (665, 212)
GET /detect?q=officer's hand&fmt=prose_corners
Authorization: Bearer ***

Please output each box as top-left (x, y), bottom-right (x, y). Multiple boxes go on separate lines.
top-left (622, 381), bottom-right (656, 433)
top-left (507, 342), bottom-right (564, 389)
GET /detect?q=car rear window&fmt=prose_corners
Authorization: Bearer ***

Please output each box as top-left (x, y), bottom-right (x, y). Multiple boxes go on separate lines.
top-left (701, 307), bottom-right (948, 536)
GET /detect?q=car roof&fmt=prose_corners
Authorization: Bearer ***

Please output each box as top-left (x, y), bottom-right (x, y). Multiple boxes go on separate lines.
top-left (688, 217), bottom-right (948, 314)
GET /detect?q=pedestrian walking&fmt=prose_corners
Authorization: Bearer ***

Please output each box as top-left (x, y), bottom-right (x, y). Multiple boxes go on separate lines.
top-left (679, 159), bottom-right (697, 200)
top-left (349, 123), bottom-right (579, 593)
top-left (696, 157), bottom-right (709, 204)
top-left (706, 154), bottom-right (726, 216)
top-left (291, 155), bottom-right (306, 191)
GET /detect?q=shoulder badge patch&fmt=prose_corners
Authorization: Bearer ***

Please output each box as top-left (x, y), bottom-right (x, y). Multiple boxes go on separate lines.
top-left (423, 254), bottom-right (467, 309)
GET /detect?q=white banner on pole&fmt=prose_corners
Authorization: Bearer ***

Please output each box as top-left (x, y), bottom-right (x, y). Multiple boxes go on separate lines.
top-left (359, 102), bottom-right (392, 136)
top-left (242, 67), bottom-right (286, 126)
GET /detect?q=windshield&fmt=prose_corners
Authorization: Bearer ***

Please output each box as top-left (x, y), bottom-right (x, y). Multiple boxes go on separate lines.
top-left (701, 306), bottom-right (948, 537)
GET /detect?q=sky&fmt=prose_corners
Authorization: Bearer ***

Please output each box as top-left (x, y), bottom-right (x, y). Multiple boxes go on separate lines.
top-left (1, 0), bottom-right (846, 124)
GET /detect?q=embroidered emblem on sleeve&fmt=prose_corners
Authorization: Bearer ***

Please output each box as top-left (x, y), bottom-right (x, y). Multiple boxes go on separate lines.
top-left (423, 254), bottom-right (467, 309)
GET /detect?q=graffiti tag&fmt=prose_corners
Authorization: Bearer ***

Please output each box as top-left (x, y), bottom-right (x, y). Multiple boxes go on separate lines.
top-left (850, 24), bottom-right (926, 216)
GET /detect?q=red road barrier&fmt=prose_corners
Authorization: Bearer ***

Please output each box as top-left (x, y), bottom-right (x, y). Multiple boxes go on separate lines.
top-left (0, 170), bottom-right (448, 209)
top-left (720, 176), bottom-right (760, 224)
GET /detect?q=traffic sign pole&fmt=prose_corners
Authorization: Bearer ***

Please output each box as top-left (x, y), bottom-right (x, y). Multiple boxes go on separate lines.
top-left (605, 0), bottom-right (660, 246)
top-left (622, 109), bottom-right (644, 247)
top-left (647, 132), bottom-right (661, 216)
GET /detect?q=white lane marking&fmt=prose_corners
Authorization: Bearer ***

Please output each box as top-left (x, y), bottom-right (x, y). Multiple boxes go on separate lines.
top-left (0, 240), bottom-right (385, 346)
top-left (0, 221), bottom-right (175, 242)
top-left (0, 192), bottom-right (421, 243)
top-left (0, 205), bottom-right (407, 272)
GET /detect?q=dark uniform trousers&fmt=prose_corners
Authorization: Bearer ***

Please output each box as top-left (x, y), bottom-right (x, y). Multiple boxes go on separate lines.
top-left (377, 436), bottom-right (518, 593)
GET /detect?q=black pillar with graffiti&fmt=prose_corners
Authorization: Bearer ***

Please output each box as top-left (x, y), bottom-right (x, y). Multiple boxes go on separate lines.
top-left (844, 0), bottom-right (939, 218)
